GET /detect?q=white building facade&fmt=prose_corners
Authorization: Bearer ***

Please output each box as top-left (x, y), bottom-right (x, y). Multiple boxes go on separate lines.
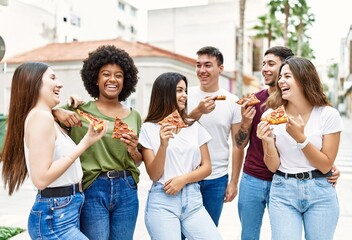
top-left (0, 0), bottom-right (138, 60)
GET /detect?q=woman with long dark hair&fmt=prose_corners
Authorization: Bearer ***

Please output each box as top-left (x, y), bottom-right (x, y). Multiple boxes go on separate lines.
top-left (139, 72), bottom-right (222, 240)
top-left (1, 62), bottom-right (105, 239)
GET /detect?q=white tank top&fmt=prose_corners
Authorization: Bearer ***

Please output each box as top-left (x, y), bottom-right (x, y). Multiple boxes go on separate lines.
top-left (24, 111), bottom-right (83, 188)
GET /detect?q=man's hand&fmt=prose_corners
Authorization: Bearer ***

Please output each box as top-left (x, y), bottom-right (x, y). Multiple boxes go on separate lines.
top-left (52, 108), bottom-right (82, 128)
top-left (224, 180), bottom-right (238, 203)
top-left (240, 103), bottom-right (256, 129)
top-left (67, 94), bottom-right (85, 108)
top-left (328, 165), bottom-right (340, 186)
top-left (189, 96), bottom-right (216, 120)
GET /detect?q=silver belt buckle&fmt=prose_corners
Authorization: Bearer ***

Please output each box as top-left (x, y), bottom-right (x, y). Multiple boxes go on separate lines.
top-left (107, 171), bottom-right (114, 178)
top-left (78, 182), bottom-right (83, 192)
top-left (295, 171), bottom-right (312, 180)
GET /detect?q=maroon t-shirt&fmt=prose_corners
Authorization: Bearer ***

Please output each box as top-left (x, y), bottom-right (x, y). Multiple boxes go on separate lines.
top-left (243, 89), bottom-right (274, 181)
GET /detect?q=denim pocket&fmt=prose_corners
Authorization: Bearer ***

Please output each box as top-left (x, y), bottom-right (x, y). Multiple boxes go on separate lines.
top-left (28, 209), bottom-right (42, 239)
top-left (271, 174), bottom-right (285, 187)
top-left (49, 195), bottom-right (74, 210)
top-left (126, 175), bottom-right (137, 189)
top-left (313, 177), bottom-right (333, 187)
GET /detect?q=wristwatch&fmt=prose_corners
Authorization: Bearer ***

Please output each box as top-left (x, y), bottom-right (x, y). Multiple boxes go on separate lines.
top-left (297, 138), bottom-right (309, 149)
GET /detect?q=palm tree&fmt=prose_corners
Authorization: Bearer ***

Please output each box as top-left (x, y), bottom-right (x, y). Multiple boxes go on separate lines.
top-left (253, 13), bottom-right (283, 48)
top-left (268, 0), bottom-right (291, 47)
top-left (236, 0), bottom-right (246, 97)
top-left (291, 0), bottom-right (315, 56)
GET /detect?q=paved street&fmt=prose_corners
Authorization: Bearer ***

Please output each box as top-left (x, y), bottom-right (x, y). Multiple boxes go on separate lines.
top-left (1, 116), bottom-right (351, 240)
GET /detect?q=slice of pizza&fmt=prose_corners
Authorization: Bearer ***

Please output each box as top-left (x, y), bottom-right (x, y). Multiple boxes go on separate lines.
top-left (158, 110), bottom-right (188, 128)
top-left (214, 95), bottom-right (226, 100)
top-left (112, 117), bottom-right (134, 139)
top-left (260, 105), bottom-right (288, 125)
top-left (236, 93), bottom-right (261, 106)
top-left (77, 109), bottom-right (105, 131)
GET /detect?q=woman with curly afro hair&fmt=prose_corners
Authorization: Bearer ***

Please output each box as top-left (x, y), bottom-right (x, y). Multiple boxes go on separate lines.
top-left (53, 45), bottom-right (142, 240)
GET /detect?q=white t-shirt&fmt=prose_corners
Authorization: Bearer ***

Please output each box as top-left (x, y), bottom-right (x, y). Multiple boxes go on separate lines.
top-left (187, 87), bottom-right (241, 179)
top-left (139, 121), bottom-right (211, 184)
top-left (265, 106), bottom-right (343, 173)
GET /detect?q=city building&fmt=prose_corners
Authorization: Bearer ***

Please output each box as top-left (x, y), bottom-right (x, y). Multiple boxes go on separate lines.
top-left (0, 38), bottom-right (243, 118)
top-left (146, 0), bottom-right (267, 93)
top-left (0, 0), bottom-right (138, 59)
top-left (339, 24), bottom-right (352, 117)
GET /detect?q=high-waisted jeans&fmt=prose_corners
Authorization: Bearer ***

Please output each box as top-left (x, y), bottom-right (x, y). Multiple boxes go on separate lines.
top-left (269, 174), bottom-right (339, 240)
top-left (145, 182), bottom-right (222, 240)
top-left (28, 192), bottom-right (87, 239)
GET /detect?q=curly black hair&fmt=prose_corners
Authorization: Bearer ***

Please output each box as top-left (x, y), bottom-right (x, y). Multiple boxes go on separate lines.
top-left (81, 45), bottom-right (139, 101)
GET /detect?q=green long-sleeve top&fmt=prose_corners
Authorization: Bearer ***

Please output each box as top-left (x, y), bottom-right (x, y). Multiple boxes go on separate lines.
top-left (64, 101), bottom-right (141, 189)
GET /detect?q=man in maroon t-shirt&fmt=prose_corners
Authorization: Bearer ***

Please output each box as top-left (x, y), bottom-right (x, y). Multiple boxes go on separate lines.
top-left (234, 46), bottom-right (340, 240)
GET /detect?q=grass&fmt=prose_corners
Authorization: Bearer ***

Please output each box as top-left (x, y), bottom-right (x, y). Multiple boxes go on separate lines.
top-left (0, 226), bottom-right (25, 240)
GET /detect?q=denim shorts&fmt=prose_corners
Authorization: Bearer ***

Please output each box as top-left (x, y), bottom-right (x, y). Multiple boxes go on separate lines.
top-left (28, 192), bottom-right (88, 240)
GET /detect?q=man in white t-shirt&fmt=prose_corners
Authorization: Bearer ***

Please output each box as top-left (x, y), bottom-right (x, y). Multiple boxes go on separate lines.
top-left (187, 46), bottom-right (244, 228)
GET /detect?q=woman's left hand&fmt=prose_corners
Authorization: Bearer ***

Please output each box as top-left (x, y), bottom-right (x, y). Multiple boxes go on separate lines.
top-left (286, 115), bottom-right (306, 142)
top-left (163, 176), bottom-right (186, 195)
top-left (120, 131), bottom-right (139, 156)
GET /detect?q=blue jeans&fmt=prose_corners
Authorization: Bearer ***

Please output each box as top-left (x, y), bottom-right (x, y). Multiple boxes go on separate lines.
top-left (80, 175), bottom-right (138, 240)
top-left (199, 174), bottom-right (228, 226)
top-left (28, 192), bottom-right (87, 240)
top-left (269, 174), bottom-right (339, 240)
top-left (145, 182), bottom-right (222, 240)
top-left (238, 172), bottom-right (271, 240)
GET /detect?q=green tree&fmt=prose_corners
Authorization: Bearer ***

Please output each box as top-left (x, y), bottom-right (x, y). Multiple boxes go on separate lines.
top-left (291, 0), bottom-right (315, 57)
top-left (253, 0), bottom-right (315, 58)
top-left (268, 0), bottom-right (291, 46)
top-left (253, 14), bottom-right (283, 48)
top-left (327, 63), bottom-right (338, 79)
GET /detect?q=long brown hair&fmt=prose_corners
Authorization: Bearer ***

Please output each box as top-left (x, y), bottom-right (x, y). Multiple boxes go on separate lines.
top-left (265, 57), bottom-right (331, 109)
top-left (1, 62), bottom-right (49, 195)
top-left (144, 72), bottom-right (190, 124)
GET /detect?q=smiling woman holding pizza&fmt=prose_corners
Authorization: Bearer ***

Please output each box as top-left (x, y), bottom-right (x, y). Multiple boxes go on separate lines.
top-left (139, 72), bottom-right (222, 240)
top-left (257, 57), bottom-right (343, 240)
top-left (53, 45), bottom-right (142, 240)
top-left (1, 62), bottom-right (106, 239)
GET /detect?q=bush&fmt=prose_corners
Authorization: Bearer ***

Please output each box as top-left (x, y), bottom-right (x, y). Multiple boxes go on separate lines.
top-left (0, 226), bottom-right (25, 240)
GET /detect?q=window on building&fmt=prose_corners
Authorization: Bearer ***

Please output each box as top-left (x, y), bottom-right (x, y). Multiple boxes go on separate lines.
top-left (118, 21), bottom-right (125, 30)
top-left (118, 2), bottom-right (125, 11)
top-left (70, 14), bottom-right (81, 27)
top-left (63, 17), bottom-right (67, 22)
top-left (130, 25), bottom-right (135, 34)
top-left (130, 6), bottom-right (137, 16)
top-left (124, 93), bottom-right (136, 109)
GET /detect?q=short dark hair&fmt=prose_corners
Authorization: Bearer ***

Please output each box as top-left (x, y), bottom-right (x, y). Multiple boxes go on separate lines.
top-left (264, 46), bottom-right (294, 63)
top-left (144, 72), bottom-right (189, 124)
top-left (81, 45), bottom-right (139, 101)
top-left (196, 46), bottom-right (224, 66)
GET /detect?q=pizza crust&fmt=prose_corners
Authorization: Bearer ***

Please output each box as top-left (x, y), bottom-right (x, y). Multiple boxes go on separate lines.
top-left (158, 110), bottom-right (188, 128)
top-left (77, 109), bottom-right (105, 131)
top-left (236, 93), bottom-right (261, 106)
top-left (260, 105), bottom-right (288, 125)
top-left (214, 95), bottom-right (226, 100)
